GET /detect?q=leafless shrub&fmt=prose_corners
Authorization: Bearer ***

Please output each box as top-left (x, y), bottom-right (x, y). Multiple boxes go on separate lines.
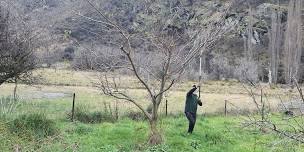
top-left (0, 2), bottom-right (38, 86)
top-left (234, 58), bottom-right (259, 83)
top-left (72, 44), bottom-right (124, 71)
top-left (210, 53), bottom-right (234, 80)
top-left (242, 80), bottom-right (304, 143)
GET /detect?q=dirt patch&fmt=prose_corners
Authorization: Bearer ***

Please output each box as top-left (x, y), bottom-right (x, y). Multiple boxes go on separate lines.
top-left (25, 91), bottom-right (69, 99)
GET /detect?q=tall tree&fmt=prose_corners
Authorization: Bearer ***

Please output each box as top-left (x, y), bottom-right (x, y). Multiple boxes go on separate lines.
top-left (268, 7), bottom-right (283, 84)
top-left (283, 0), bottom-right (303, 84)
top-left (245, 5), bottom-right (254, 60)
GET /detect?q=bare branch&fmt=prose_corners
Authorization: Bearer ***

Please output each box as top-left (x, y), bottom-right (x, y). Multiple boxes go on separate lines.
top-left (120, 47), bottom-right (156, 102)
top-left (85, 0), bottom-right (128, 39)
top-left (98, 74), bottom-right (152, 120)
top-left (293, 77), bottom-right (304, 103)
top-left (155, 79), bottom-right (175, 100)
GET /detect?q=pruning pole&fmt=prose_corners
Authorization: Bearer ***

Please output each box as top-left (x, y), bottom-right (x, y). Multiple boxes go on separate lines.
top-left (199, 56), bottom-right (202, 98)
top-left (199, 47), bottom-right (204, 99)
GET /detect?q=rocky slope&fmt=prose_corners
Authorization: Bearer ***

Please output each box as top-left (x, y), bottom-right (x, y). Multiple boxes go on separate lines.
top-left (12, 0), bottom-right (302, 82)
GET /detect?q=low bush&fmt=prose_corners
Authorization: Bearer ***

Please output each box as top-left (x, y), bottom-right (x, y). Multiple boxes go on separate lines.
top-left (67, 105), bottom-right (116, 123)
top-left (204, 131), bottom-right (227, 145)
top-left (9, 113), bottom-right (57, 140)
top-left (0, 96), bottom-right (22, 116)
top-left (75, 124), bottom-right (93, 135)
top-left (124, 111), bottom-right (147, 121)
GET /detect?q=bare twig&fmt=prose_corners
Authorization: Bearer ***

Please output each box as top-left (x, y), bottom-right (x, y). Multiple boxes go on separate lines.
top-left (293, 77), bottom-right (304, 103)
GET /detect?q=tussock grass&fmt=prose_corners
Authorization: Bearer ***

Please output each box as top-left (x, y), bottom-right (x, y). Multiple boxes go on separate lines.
top-left (67, 105), bottom-right (118, 123)
top-left (124, 110), bottom-right (147, 121)
top-left (8, 113), bottom-right (57, 140)
top-left (0, 96), bottom-right (23, 116)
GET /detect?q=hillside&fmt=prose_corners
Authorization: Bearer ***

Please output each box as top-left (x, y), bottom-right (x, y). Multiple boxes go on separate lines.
top-left (12, 0), bottom-right (302, 83)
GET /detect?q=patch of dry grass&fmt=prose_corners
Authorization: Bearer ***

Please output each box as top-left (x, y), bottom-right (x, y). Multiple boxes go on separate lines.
top-left (0, 85), bottom-right (293, 117)
top-left (33, 69), bottom-right (141, 88)
top-left (1, 69), bottom-right (302, 117)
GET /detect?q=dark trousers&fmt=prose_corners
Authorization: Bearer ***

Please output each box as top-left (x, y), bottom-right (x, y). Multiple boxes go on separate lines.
top-left (185, 112), bottom-right (196, 133)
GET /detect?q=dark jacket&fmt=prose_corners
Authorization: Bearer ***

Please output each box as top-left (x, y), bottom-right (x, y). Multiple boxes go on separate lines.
top-left (184, 87), bottom-right (202, 113)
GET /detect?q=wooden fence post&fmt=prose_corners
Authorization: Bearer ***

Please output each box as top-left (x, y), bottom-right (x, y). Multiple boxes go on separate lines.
top-left (225, 100), bottom-right (228, 117)
top-left (165, 99), bottom-right (168, 116)
top-left (71, 93), bottom-right (76, 122)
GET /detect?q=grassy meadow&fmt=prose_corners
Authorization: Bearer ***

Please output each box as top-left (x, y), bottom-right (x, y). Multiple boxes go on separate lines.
top-left (0, 68), bottom-right (303, 151)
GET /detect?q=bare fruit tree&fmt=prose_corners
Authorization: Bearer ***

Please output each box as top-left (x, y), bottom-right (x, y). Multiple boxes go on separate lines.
top-left (76, 0), bottom-right (238, 144)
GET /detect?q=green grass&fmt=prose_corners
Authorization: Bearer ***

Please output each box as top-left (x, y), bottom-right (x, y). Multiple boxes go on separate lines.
top-left (1, 115), bottom-right (303, 152)
top-left (8, 113), bottom-right (57, 139)
top-left (0, 93), bottom-right (303, 151)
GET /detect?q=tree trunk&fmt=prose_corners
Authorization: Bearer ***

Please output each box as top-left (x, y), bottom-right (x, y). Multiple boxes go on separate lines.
top-left (268, 69), bottom-right (272, 84)
top-left (283, 0), bottom-right (302, 84)
top-left (269, 8), bottom-right (282, 84)
top-left (147, 103), bottom-right (162, 145)
top-left (247, 6), bottom-right (254, 60)
top-left (148, 118), bottom-right (162, 145)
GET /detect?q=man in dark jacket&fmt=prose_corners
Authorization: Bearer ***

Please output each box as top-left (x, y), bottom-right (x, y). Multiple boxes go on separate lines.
top-left (185, 85), bottom-right (202, 134)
